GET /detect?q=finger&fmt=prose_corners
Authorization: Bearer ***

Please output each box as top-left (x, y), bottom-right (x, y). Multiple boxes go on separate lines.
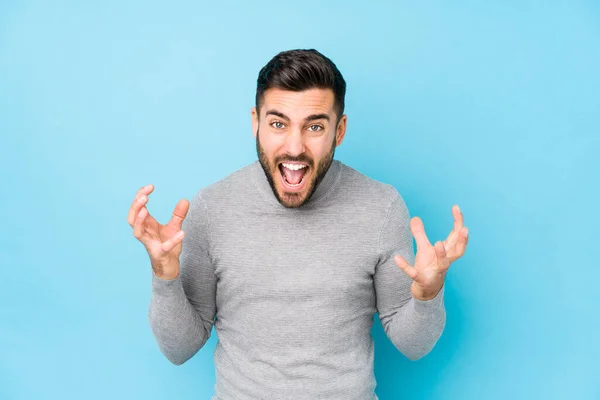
top-left (133, 207), bottom-right (149, 242)
top-left (394, 255), bottom-right (418, 279)
top-left (136, 183), bottom-right (154, 196)
top-left (410, 216), bottom-right (432, 250)
top-left (455, 227), bottom-right (469, 257)
top-left (128, 194), bottom-right (149, 227)
top-left (452, 204), bottom-right (465, 233)
top-left (434, 241), bottom-right (450, 269)
top-left (127, 184), bottom-right (154, 225)
top-left (168, 199), bottom-right (190, 230)
top-left (127, 185), bottom-right (154, 226)
top-left (161, 230), bottom-right (185, 253)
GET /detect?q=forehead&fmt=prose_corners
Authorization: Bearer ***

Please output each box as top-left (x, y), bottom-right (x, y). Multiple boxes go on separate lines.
top-left (261, 88), bottom-right (335, 119)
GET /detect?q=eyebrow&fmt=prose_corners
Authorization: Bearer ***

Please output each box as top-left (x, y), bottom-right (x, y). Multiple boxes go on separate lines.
top-left (265, 109), bottom-right (330, 122)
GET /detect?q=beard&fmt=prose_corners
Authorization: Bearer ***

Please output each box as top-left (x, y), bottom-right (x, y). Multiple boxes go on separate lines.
top-left (256, 128), bottom-right (336, 208)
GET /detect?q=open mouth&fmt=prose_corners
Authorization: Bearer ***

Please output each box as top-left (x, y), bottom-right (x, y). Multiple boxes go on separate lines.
top-left (278, 162), bottom-right (309, 190)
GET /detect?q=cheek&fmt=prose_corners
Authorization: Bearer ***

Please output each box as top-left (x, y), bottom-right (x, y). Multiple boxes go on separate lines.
top-left (307, 136), bottom-right (334, 160)
top-left (260, 131), bottom-right (287, 154)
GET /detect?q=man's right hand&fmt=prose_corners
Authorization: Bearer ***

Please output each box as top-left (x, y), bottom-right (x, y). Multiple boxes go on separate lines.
top-left (127, 184), bottom-right (190, 280)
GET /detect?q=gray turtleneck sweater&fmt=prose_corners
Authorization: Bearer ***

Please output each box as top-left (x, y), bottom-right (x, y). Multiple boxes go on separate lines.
top-left (148, 159), bottom-right (446, 400)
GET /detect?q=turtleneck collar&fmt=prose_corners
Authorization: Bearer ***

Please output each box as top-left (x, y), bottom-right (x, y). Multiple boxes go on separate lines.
top-left (252, 158), bottom-right (342, 210)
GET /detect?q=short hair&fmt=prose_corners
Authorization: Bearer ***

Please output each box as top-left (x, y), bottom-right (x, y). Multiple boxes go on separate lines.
top-left (255, 49), bottom-right (347, 122)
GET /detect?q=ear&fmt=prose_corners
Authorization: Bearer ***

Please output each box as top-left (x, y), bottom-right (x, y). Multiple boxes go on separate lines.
top-left (335, 114), bottom-right (347, 146)
top-left (251, 107), bottom-right (259, 139)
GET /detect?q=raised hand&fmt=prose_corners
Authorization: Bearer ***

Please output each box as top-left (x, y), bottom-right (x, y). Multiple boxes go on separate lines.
top-left (394, 205), bottom-right (469, 300)
top-left (127, 184), bottom-right (190, 279)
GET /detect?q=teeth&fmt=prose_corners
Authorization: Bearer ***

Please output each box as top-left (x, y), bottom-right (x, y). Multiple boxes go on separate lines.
top-left (282, 163), bottom-right (307, 171)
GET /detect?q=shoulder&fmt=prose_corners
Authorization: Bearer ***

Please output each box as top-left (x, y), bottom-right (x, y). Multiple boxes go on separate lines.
top-left (189, 161), bottom-right (256, 209)
top-left (337, 161), bottom-right (404, 211)
top-left (334, 161), bottom-right (410, 247)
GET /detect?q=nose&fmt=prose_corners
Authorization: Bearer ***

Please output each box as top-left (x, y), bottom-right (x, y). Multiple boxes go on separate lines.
top-left (283, 127), bottom-right (305, 156)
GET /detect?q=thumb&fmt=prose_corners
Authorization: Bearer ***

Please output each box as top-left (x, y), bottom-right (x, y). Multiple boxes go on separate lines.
top-left (169, 199), bottom-right (190, 230)
top-left (394, 255), bottom-right (418, 279)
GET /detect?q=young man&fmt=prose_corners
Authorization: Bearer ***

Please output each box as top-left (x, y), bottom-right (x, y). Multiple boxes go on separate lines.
top-left (127, 49), bottom-right (469, 400)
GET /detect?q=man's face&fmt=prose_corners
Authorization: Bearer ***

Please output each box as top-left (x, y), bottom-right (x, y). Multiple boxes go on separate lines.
top-left (252, 88), bottom-right (347, 208)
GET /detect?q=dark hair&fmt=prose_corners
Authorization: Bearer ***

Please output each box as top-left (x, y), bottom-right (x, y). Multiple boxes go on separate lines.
top-left (255, 49), bottom-right (346, 122)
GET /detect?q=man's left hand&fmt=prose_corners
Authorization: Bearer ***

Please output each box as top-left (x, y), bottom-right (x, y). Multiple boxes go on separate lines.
top-left (394, 205), bottom-right (469, 301)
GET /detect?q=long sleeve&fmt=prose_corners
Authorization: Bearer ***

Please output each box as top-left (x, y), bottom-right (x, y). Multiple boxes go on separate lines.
top-left (373, 190), bottom-right (446, 361)
top-left (148, 190), bottom-right (217, 365)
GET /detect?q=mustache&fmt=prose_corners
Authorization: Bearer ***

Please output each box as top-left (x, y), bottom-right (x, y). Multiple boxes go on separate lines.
top-left (275, 155), bottom-right (313, 168)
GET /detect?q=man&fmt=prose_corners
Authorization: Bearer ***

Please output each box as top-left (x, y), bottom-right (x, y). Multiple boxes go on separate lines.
top-left (127, 49), bottom-right (469, 399)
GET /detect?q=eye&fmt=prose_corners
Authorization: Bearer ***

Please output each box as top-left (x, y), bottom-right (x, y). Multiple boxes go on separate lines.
top-left (270, 121), bottom-right (285, 129)
top-left (308, 124), bottom-right (323, 132)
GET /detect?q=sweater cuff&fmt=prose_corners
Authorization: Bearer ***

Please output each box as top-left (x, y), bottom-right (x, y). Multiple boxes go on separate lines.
top-left (151, 269), bottom-right (184, 297)
top-left (412, 283), bottom-right (445, 312)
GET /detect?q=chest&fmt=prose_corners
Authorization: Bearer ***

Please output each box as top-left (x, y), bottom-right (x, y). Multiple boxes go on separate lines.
top-left (210, 210), bottom-right (380, 304)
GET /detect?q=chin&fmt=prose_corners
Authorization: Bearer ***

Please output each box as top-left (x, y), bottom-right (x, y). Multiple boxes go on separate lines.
top-left (276, 181), bottom-right (310, 208)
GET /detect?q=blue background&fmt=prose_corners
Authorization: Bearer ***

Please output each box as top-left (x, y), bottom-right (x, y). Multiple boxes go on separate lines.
top-left (1, 1), bottom-right (599, 399)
